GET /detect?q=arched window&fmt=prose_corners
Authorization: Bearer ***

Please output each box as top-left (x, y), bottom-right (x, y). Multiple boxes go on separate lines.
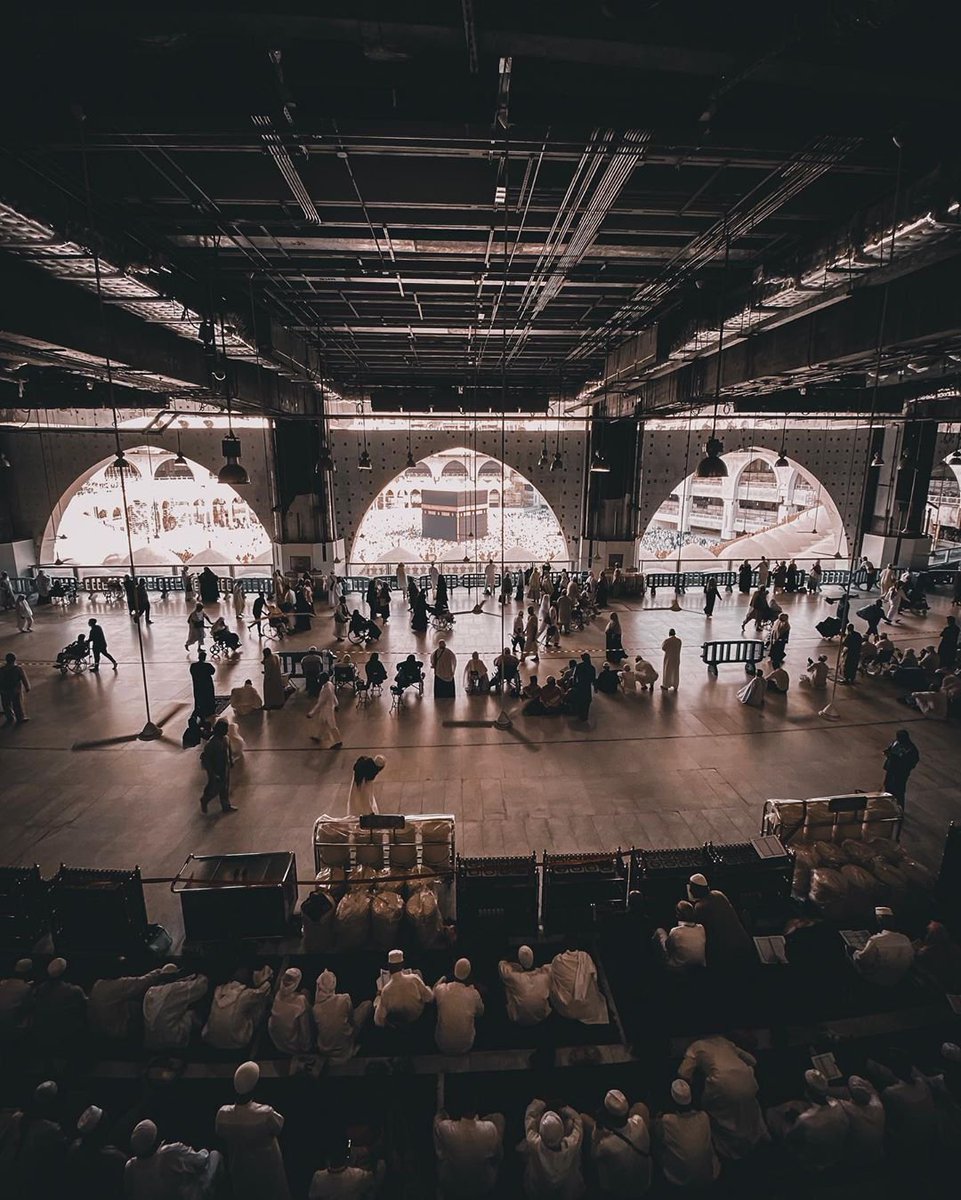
top-left (441, 459), bottom-right (468, 478)
top-left (154, 458), bottom-right (195, 481)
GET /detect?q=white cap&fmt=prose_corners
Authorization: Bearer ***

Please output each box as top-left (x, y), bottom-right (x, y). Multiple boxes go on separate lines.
top-left (875, 906), bottom-right (894, 918)
top-left (234, 1061), bottom-right (260, 1095)
top-left (518, 945), bottom-right (534, 969)
top-left (47, 957), bottom-right (67, 978)
top-left (604, 1090), bottom-right (629, 1119)
top-left (804, 1069), bottom-right (829, 1096)
top-left (848, 1076), bottom-right (873, 1104)
top-left (454, 958), bottom-right (471, 981)
top-left (373, 754), bottom-right (386, 768)
top-left (282, 967), bottom-right (302, 987)
top-left (130, 1120), bottom-right (158, 1156)
top-left (689, 873), bottom-right (708, 888)
top-left (77, 1105), bottom-right (103, 1133)
top-left (35, 1080), bottom-right (58, 1102)
top-left (316, 969), bottom-right (336, 998)
top-left (14, 958), bottom-right (32, 975)
top-left (539, 1111), bottom-right (564, 1148)
top-left (671, 1080), bottom-right (691, 1107)
top-left (160, 962), bottom-right (179, 975)
top-left (388, 949), bottom-right (404, 966)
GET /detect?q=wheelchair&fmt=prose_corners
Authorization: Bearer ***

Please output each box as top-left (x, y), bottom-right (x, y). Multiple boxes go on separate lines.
top-left (348, 622), bottom-right (380, 647)
top-left (333, 661), bottom-right (361, 694)
top-left (209, 630), bottom-right (242, 658)
top-left (429, 609), bottom-right (455, 632)
top-left (355, 679), bottom-right (383, 707)
top-left (54, 640), bottom-right (91, 675)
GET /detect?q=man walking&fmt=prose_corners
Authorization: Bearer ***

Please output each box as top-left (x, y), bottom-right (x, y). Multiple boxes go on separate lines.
top-left (190, 650), bottom-right (217, 721)
top-left (0, 652), bottom-right (30, 726)
top-left (135, 579), bottom-right (153, 625)
top-left (87, 618), bottom-right (118, 672)
top-left (200, 720), bottom-right (236, 813)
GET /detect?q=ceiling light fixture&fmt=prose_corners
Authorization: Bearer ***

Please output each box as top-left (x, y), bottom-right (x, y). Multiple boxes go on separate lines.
top-left (173, 432), bottom-right (187, 466)
top-left (589, 450), bottom-right (610, 473)
top-left (550, 449), bottom-right (563, 471)
top-left (217, 436), bottom-right (249, 485)
top-left (696, 436), bottom-right (728, 478)
top-left (112, 450), bottom-right (129, 471)
top-left (358, 448), bottom-right (372, 471)
top-left (538, 444), bottom-right (549, 469)
top-left (870, 450), bottom-right (885, 468)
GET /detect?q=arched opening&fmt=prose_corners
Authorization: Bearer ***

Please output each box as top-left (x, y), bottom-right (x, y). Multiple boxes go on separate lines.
top-left (43, 446), bottom-right (272, 568)
top-left (642, 446), bottom-right (848, 564)
top-left (350, 446), bottom-right (569, 567)
top-left (929, 459), bottom-right (961, 542)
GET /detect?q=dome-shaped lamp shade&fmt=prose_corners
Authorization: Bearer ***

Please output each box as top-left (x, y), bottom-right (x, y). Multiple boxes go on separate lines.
top-left (358, 449), bottom-right (373, 471)
top-left (695, 436), bottom-right (727, 478)
top-left (112, 452), bottom-right (129, 471)
top-left (217, 436), bottom-right (249, 485)
top-left (589, 451), bottom-right (610, 473)
top-left (949, 449), bottom-right (961, 466)
top-left (538, 447), bottom-right (549, 468)
top-left (550, 450), bottom-right (563, 472)
top-left (315, 443), bottom-right (334, 474)
top-left (870, 451), bottom-right (885, 468)
top-left (406, 449), bottom-right (416, 469)
top-left (774, 451), bottom-right (789, 468)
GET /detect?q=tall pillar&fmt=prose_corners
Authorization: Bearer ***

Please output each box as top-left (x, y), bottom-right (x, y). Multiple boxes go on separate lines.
top-left (720, 494), bottom-right (736, 540)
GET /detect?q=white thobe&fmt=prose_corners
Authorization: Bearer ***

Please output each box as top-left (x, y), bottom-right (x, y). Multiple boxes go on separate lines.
top-left (736, 675), bottom-right (765, 707)
top-left (232, 584), bottom-right (246, 617)
top-left (230, 685), bottom-right (263, 715)
top-left (396, 563), bottom-right (407, 594)
top-left (347, 777), bottom-right (378, 817)
top-left (838, 1093), bottom-right (885, 1164)
top-left (661, 636), bottom-right (682, 689)
top-left (308, 680), bottom-right (342, 748)
top-left (88, 969), bottom-right (168, 1039)
top-left (143, 975), bottom-right (208, 1050)
top-left (434, 1116), bottom-right (502, 1198)
top-left (655, 1111), bottom-right (719, 1189)
top-left (549, 951), bottom-right (608, 1025)
top-left (661, 921), bottom-right (707, 971)
top-left (498, 961), bottom-right (551, 1026)
top-left (590, 1114), bottom-right (651, 1198)
top-left (269, 983), bottom-right (314, 1055)
top-left (485, 563), bottom-right (496, 592)
top-left (215, 1102), bottom-right (290, 1200)
top-left (853, 930), bottom-right (915, 986)
top-left (313, 991), bottom-right (361, 1060)
top-left (522, 1102), bottom-right (585, 1200)
top-left (433, 980), bottom-right (484, 1054)
top-left (634, 659), bottom-right (658, 686)
top-left (678, 1036), bottom-right (767, 1159)
top-left (777, 1099), bottom-right (849, 1171)
top-left (309, 1165), bottom-right (381, 1199)
top-left (125, 1143), bottom-right (219, 1200)
top-left (373, 970), bottom-right (433, 1027)
top-left (202, 980), bottom-right (271, 1049)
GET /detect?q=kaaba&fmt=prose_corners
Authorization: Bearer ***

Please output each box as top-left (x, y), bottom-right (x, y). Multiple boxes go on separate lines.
top-left (421, 488), bottom-right (489, 539)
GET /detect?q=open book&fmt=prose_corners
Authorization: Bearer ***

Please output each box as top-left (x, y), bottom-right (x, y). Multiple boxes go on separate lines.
top-left (840, 929), bottom-right (870, 951)
top-left (754, 935), bottom-right (788, 965)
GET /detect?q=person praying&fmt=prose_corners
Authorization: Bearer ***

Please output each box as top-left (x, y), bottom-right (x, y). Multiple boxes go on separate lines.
top-left (431, 640), bottom-right (457, 697)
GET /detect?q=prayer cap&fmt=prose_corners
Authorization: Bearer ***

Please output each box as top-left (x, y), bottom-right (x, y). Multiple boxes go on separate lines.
top-left (518, 946), bottom-right (534, 969)
top-left (130, 1121), bottom-right (158, 1156)
top-left (47, 957), bottom-right (67, 978)
top-left (848, 1076), bottom-right (873, 1104)
top-left (316, 969), bottom-right (336, 997)
top-left (308, 646), bottom-right (317, 652)
top-left (454, 958), bottom-right (471, 981)
top-left (160, 962), bottom-right (179, 974)
top-left (804, 1069), bottom-right (829, 1096)
top-left (689, 874), bottom-right (708, 889)
top-left (373, 755), bottom-right (386, 768)
top-left (14, 958), bottom-right (32, 975)
top-left (671, 1080), bottom-right (691, 1107)
top-left (539, 1111), bottom-right (564, 1148)
top-left (234, 1061), bottom-right (260, 1095)
top-left (388, 949), bottom-right (404, 966)
top-left (77, 1106), bottom-right (103, 1133)
top-left (604, 1090), bottom-right (629, 1119)
top-left (875, 906), bottom-right (893, 918)
top-left (34, 1080), bottom-right (58, 1102)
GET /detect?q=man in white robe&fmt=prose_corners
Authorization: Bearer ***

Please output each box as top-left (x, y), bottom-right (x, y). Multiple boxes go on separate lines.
top-left (124, 1119), bottom-right (222, 1200)
top-left (269, 966), bottom-right (314, 1056)
top-left (655, 1080), bottom-right (720, 1189)
top-left (852, 907), bottom-right (915, 986)
top-left (835, 1075), bottom-right (885, 1165)
top-left (434, 1103), bottom-right (504, 1198)
top-left (88, 965), bottom-right (175, 1040)
top-left (215, 1062), bottom-right (290, 1200)
top-left (677, 1035), bottom-right (768, 1159)
top-left (143, 969), bottom-right (208, 1050)
top-left (433, 958), bottom-right (484, 1055)
top-left (519, 1100), bottom-right (585, 1199)
top-left (313, 968), bottom-right (372, 1060)
top-left (484, 559), bottom-right (496, 596)
top-left (230, 679), bottom-right (263, 715)
top-left (583, 1089), bottom-right (651, 1198)
top-left (309, 1138), bottom-right (385, 1199)
top-left (202, 967), bottom-right (273, 1049)
top-left (653, 901), bottom-right (707, 971)
top-left (373, 949), bottom-right (433, 1028)
top-left (766, 1069), bottom-right (849, 1172)
top-left (661, 629), bottom-right (682, 691)
top-left (498, 946), bottom-right (551, 1026)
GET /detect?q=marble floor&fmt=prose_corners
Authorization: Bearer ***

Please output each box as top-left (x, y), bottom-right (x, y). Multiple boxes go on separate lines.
top-left (2, 579), bottom-right (958, 944)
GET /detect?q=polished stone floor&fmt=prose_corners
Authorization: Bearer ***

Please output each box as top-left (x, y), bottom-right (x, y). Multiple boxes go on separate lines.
top-left (2, 578), bottom-right (957, 944)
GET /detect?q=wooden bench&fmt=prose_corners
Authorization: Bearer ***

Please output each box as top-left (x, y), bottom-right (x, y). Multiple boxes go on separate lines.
top-left (701, 639), bottom-right (765, 676)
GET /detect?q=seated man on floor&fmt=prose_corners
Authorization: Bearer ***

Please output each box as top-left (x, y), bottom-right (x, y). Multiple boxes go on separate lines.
top-left (851, 907), bottom-right (915, 986)
top-left (653, 901), bottom-right (707, 972)
top-left (687, 873), bottom-right (754, 969)
top-left (766, 1069), bottom-right (849, 1172)
top-left (498, 946), bottom-right (551, 1026)
top-left (434, 1100), bottom-right (504, 1200)
top-left (373, 949), bottom-right (433, 1029)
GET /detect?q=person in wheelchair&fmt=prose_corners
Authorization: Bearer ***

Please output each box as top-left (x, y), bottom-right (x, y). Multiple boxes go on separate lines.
top-left (365, 652), bottom-right (388, 690)
top-left (55, 633), bottom-right (89, 671)
top-left (349, 608), bottom-right (381, 643)
top-left (210, 616), bottom-right (242, 654)
top-left (393, 654), bottom-right (425, 695)
top-left (265, 601), bottom-right (289, 638)
top-left (489, 647), bottom-right (521, 696)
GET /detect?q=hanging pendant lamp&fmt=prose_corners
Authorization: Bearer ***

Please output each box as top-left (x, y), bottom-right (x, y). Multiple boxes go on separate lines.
top-left (218, 435), bottom-right (249, 485)
top-left (173, 432), bottom-right (187, 466)
top-left (695, 436), bottom-right (728, 478)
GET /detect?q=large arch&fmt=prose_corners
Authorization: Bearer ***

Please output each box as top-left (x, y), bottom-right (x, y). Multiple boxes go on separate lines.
top-left (640, 445), bottom-right (849, 565)
top-left (42, 446), bottom-right (271, 568)
top-left (348, 446), bottom-right (570, 568)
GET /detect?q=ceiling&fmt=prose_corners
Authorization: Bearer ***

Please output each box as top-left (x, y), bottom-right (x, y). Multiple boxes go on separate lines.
top-left (0, 2), bottom-right (960, 413)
